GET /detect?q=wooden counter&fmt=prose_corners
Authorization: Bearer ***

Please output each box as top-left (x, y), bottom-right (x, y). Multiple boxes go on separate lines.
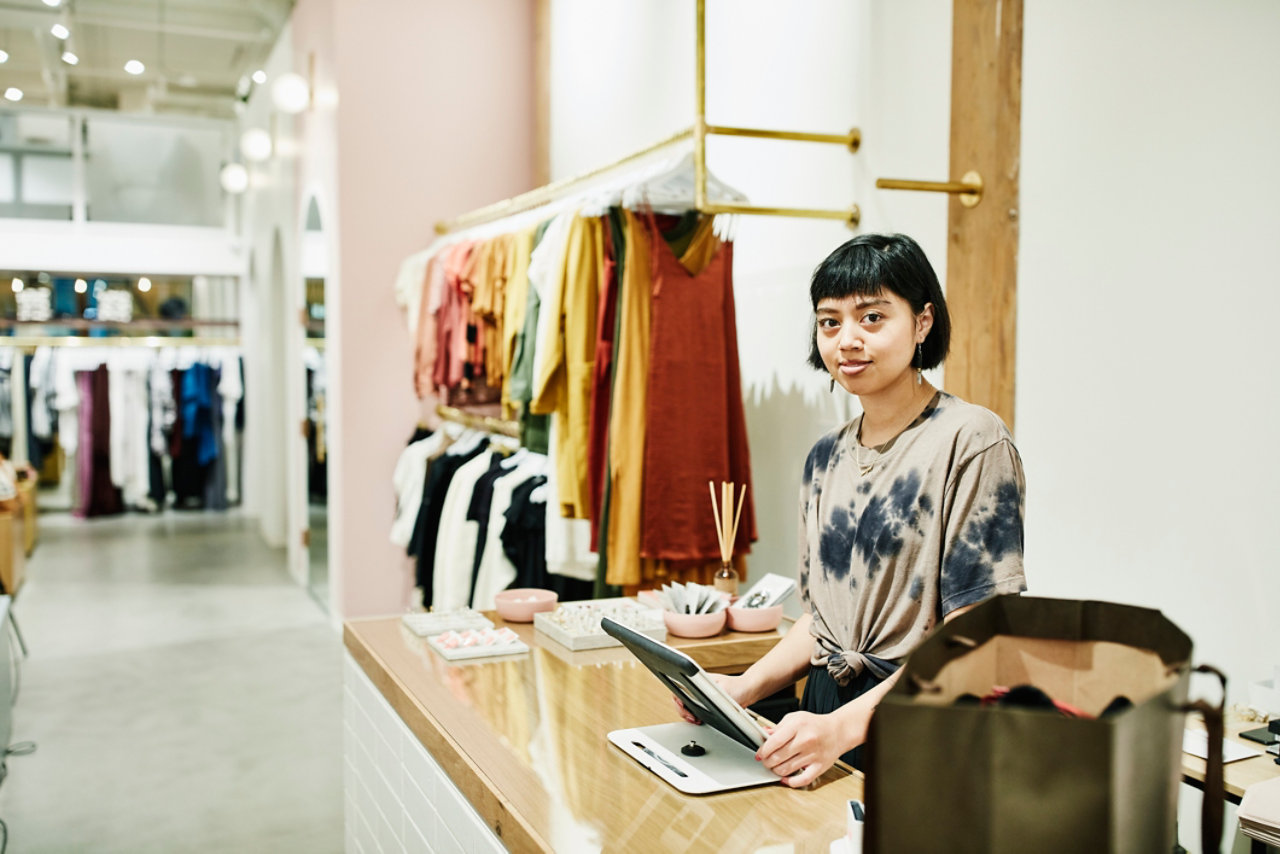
top-left (1182, 719), bottom-right (1280, 804)
top-left (344, 614), bottom-right (862, 853)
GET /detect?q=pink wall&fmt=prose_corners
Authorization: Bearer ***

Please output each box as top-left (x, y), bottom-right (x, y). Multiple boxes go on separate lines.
top-left (326, 0), bottom-right (536, 617)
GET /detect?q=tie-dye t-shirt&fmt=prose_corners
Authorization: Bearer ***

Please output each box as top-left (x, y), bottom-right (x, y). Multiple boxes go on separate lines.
top-left (799, 391), bottom-right (1026, 687)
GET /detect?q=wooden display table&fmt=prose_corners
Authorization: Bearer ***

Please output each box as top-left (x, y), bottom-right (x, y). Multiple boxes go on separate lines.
top-left (344, 613), bottom-right (861, 853)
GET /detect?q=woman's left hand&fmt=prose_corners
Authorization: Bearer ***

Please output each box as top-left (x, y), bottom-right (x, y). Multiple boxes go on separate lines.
top-left (755, 705), bottom-right (867, 788)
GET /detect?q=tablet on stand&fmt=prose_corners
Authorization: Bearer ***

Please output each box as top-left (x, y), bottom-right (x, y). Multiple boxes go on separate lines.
top-left (601, 616), bottom-right (781, 794)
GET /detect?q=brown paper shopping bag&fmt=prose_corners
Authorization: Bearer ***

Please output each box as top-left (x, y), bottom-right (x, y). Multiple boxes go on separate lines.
top-left (864, 595), bottom-right (1224, 854)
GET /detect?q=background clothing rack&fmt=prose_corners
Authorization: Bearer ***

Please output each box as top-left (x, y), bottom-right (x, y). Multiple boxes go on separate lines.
top-left (0, 336), bottom-right (241, 349)
top-left (435, 404), bottom-right (520, 439)
top-left (434, 0), bottom-right (861, 235)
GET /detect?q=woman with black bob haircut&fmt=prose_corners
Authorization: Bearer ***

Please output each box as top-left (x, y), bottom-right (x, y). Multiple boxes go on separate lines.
top-left (678, 233), bottom-right (1027, 786)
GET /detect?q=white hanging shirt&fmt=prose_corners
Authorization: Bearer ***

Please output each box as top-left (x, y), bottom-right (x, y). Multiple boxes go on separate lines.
top-left (471, 451), bottom-right (549, 609)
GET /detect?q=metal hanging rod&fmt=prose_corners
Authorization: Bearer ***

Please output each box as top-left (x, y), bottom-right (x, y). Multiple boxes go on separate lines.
top-left (434, 0), bottom-right (862, 235)
top-left (875, 170), bottom-right (985, 208)
top-left (0, 319), bottom-right (240, 331)
top-left (703, 124), bottom-right (861, 153)
top-left (0, 336), bottom-right (240, 349)
top-left (434, 127), bottom-right (695, 235)
top-left (435, 404), bottom-right (520, 439)
top-left (692, 0), bottom-right (860, 228)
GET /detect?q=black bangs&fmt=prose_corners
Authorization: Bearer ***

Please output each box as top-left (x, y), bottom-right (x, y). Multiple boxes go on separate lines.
top-left (805, 233), bottom-right (952, 372)
top-left (809, 237), bottom-right (898, 308)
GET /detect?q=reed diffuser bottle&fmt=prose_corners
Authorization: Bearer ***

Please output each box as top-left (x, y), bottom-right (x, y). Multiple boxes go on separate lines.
top-left (714, 561), bottom-right (739, 596)
top-left (709, 480), bottom-right (745, 597)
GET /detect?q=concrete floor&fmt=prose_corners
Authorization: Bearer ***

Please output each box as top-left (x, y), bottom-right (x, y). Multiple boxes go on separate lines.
top-left (0, 511), bottom-right (343, 854)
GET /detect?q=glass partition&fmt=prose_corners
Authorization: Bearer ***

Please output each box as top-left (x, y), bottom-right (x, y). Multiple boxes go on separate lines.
top-left (0, 108), bottom-right (233, 227)
top-left (84, 117), bottom-right (227, 226)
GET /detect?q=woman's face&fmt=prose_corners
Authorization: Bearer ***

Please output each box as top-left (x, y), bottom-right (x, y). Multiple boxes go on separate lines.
top-left (815, 289), bottom-right (932, 399)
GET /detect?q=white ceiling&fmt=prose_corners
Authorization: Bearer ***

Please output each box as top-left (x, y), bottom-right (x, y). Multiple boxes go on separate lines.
top-left (0, 0), bottom-right (293, 118)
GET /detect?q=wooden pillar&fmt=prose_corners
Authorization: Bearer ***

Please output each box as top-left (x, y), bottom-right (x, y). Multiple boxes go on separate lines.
top-left (945, 0), bottom-right (1023, 432)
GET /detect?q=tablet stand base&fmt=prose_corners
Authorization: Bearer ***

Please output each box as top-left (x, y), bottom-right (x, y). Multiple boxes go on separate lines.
top-left (608, 721), bottom-right (779, 795)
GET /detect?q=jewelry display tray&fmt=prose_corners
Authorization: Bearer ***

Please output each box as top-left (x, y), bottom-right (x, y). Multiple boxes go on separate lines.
top-left (534, 598), bottom-right (666, 651)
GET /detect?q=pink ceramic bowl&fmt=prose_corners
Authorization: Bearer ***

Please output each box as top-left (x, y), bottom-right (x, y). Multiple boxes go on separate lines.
top-left (494, 588), bottom-right (558, 623)
top-left (727, 604), bottom-right (784, 633)
top-left (663, 608), bottom-right (727, 639)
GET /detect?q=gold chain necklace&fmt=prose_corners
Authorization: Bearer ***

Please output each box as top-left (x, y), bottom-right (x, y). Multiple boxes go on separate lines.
top-left (853, 388), bottom-right (935, 477)
top-left (852, 429), bottom-right (877, 476)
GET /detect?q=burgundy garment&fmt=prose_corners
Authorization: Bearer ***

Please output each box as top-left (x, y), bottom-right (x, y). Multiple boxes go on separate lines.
top-left (639, 220), bottom-right (756, 561)
top-left (85, 366), bottom-right (123, 518)
top-left (586, 218), bottom-right (620, 551)
top-left (73, 371), bottom-right (93, 518)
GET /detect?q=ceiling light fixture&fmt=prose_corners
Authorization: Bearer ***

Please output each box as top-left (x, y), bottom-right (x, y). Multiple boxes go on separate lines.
top-left (219, 163), bottom-right (249, 194)
top-left (124, 59), bottom-right (145, 75)
top-left (51, 23), bottom-right (69, 39)
top-left (74, 278), bottom-right (88, 294)
top-left (138, 277), bottom-right (152, 293)
top-left (3, 88), bottom-right (21, 102)
top-left (240, 128), bottom-right (272, 162)
top-left (0, 50), bottom-right (8, 64)
top-left (43, 0), bottom-right (62, 6)
top-left (252, 70), bottom-right (267, 85)
top-left (10, 278), bottom-right (23, 293)
top-left (271, 72), bottom-right (310, 114)
top-left (61, 51), bottom-right (78, 65)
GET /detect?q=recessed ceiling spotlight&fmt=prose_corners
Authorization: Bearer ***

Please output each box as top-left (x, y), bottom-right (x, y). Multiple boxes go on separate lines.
top-left (137, 277), bottom-right (152, 293)
top-left (252, 69), bottom-right (267, 85)
top-left (43, 0), bottom-right (62, 6)
top-left (124, 59), bottom-right (145, 75)
top-left (3, 88), bottom-right (21, 102)
top-left (0, 50), bottom-right (8, 64)
top-left (74, 278), bottom-right (88, 294)
top-left (61, 51), bottom-right (78, 65)
top-left (50, 23), bottom-right (69, 39)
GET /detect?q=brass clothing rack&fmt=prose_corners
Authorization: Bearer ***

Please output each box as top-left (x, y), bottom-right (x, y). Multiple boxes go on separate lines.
top-left (435, 0), bottom-right (863, 235)
top-left (435, 404), bottom-right (521, 439)
top-left (0, 336), bottom-right (240, 349)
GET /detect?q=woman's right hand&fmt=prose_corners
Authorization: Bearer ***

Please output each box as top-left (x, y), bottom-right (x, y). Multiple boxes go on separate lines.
top-left (673, 673), bottom-right (752, 724)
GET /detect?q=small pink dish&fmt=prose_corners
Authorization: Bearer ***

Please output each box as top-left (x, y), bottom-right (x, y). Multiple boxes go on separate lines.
top-left (726, 604), bottom-right (784, 633)
top-left (493, 588), bottom-right (558, 623)
top-left (663, 608), bottom-right (727, 639)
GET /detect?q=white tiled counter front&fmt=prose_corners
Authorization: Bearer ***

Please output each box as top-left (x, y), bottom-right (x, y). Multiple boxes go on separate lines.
top-left (343, 653), bottom-right (506, 854)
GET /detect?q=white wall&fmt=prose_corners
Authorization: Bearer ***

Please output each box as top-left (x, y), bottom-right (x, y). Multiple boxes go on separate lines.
top-left (549, 0), bottom-right (952, 593)
top-left (1018, 0), bottom-right (1280, 702)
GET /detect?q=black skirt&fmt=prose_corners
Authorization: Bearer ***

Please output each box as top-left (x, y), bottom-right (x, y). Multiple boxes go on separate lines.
top-left (799, 664), bottom-right (884, 772)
